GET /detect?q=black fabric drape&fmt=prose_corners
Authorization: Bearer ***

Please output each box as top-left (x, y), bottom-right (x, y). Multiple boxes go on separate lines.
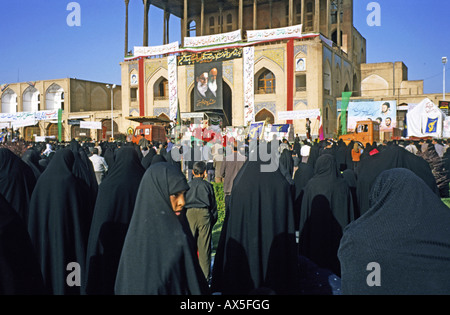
top-left (114, 162), bottom-right (209, 295)
top-left (83, 147), bottom-right (145, 295)
top-left (0, 148), bottom-right (36, 224)
top-left (27, 148), bottom-right (94, 295)
top-left (0, 193), bottom-right (47, 295)
top-left (298, 154), bottom-right (355, 277)
top-left (211, 153), bottom-right (300, 295)
top-left (338, 168), bottom-right (450, 295)
top-left (356, 145), bottom-right (439, 215)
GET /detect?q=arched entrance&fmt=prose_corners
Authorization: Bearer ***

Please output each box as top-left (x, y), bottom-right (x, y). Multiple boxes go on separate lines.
top-left (71, 124), bottom-right (91, 140)
top-left (255, 108), bottom-right (275, 125)
top-left (47, 123), bottom-right (65, 140)
top-left (23, 86), bottom-right (40, 112)
top-left (24, 125), bottom-right (40, 141)
top-left (1, 89), bottom-right (17, 113)
top-left (98, 119), bottom-right (119, 141)
top-left (45, 84), bottom-right (64, 110)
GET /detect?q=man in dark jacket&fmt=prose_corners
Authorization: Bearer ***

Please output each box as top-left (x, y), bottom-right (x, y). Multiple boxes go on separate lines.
top-left (185, 161), bottom-right (218, 283)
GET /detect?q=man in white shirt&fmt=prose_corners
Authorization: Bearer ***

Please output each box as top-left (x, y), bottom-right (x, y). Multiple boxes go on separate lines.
top-left (89, 148), bottom-right (108, 185)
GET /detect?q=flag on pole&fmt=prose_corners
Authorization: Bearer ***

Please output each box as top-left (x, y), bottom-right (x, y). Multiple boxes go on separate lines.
top-left (318, 111), bottom-right (324, 140)
top-left (341, 91), bottom-right (353, 135)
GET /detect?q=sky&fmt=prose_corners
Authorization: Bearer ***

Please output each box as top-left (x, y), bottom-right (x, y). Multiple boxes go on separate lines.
top-left (0, 0), bottom-right (449, 95)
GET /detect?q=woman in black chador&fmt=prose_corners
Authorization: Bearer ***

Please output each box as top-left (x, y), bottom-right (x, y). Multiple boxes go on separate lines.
top-left (0, 148), bottom-right (36, 224)
top-left (27, 148), bottom-right (94, 295)
top-left (114, 162), bottom-right (209, 295)
top-left (83, 147), bottom-right (146, 295)
top-left (0, 193), bottom-right (47, 295)
top-left (298, 154), bottom-right (355, 277)
top-left (211, 146), bottom-right (300, 295)
top-left (338, 168), bottom-right (450, 295)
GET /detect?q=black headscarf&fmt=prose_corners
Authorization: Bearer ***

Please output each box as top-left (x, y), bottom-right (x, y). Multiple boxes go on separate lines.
top-left (298, 154), bottom-right (355, 276)
top-left (338, 168), bottom-right (450, 295)
top-left (21, 147), bottom-right (44, 180)
top-left (356, 144), bottom-right (439, 215)
top-left (114, 162), bottom-right (209, 295)
top-left (0, 192), bottom-right (47, 295)
top-left (141, 147), bottom-right (157, 169)
top-left (0, 148), bottom-right (36, 223)
top-left (211, 154), bottom-right (300, 295)
top-left (27, 148), bottom-right (94, 295)
top-left (292, 163), bottom-right (314, 231)
top-left (279, 149), bottom-right (295, 185)
top-left (84, 147), bottom-right (146, 295)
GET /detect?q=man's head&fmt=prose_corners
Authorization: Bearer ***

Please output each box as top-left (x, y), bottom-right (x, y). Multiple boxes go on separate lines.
top-left (385, 117), bottom-right (392, 127)
top-left (92, 148), bottom-right (99, 155)
top-left (382, 102), bottom-right (390, 113)
top-left (196, 72), bottom-right (209, 97)
top-left (192, 161), bottom-right (207, 178)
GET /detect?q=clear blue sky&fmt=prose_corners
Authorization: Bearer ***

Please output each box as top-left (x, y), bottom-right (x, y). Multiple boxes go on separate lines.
top-left (0, 0), bottom-right (449, 95)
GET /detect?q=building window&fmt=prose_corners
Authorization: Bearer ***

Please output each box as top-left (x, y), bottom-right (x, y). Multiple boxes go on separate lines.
top-left (296, 74), bottom-right (307, 92)
top-left (130, 88), bottom-right (137, 101)
top-left (155, 79), bottom-right (169, 100)
top-left (257, 70), bottom-right (276, 94)
top-left (295, 3), bottom-right (302, 24)
top-left (226, 14), bottom-right (232, 32)
top-left (209, 16), bottom-right (215, 34)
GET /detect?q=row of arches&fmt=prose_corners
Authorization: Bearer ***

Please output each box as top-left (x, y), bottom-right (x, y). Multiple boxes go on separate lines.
top-left (1, 83), bottom-right (64, 113)
top-left (21, 119), bottom-right (119, 142)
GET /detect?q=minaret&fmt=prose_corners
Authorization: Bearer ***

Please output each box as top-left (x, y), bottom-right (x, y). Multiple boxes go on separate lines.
top-left (125, 0), bottom-right (130, 56)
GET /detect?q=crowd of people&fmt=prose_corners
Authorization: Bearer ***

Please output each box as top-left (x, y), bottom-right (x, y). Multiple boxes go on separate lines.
top-left (1, 132), bottom-right (450, 295)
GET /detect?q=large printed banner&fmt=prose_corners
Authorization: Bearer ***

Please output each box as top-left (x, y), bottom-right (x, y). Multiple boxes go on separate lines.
top-left (177, 48), bottom-right (242, 66)
top-left (184, 29), bottom-right (242, 48)
top-left (278, 109), bottom-right (320, 121)
top-left (0, 110), bottom-right (58, 123)
top-left (247, 24), bottom-right (302, 42)
top-left (243, 46), bottom-right (255, 125)
top-left (80, 121), bottom-right (102, 130)
top-left (347, 100), bottom-right (397, 132)
top-left (134, 42), bottom-right (179, 57)
top-left (168, 55), bottom-right (178, 121)
top-left (193, 61), bottom-right (223, 111)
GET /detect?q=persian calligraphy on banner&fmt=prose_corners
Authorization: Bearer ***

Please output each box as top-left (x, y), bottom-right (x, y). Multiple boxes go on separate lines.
top-left (168, 55), bottom-right (178, 121)
top-left (243, 46), bottom-right (255, 125)
top-left (277, 109), bottom-right (320, 121)
top-left (177, 48), bottom-right (243, 66)
top-left (0, 110), bottom-right (58, 122)
top-left (134, 42), bottom-right (179, 57)
top-left (247, 24), bottom-right (302, 42)
top-left (183, 29), bottom-right (242, 48)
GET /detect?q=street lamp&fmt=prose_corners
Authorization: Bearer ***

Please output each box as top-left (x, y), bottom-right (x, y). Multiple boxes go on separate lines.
top-left (106, 84), bottom-right (116, 141)
top-left (443, 57), bottom-right (447, 101)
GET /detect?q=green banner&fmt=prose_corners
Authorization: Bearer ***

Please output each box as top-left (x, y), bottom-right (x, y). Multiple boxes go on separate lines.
top-left (58, 108), bottom-right (62, 142)
top-left (341, 92), bottom-right (352, 135)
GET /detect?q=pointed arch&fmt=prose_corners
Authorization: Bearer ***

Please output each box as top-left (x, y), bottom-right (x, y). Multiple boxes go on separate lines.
top-left (255, 108), bottom-right (275, 125)
top-left (91, 86), bottom-right (108, 111)
top-left (323, 60), bottom-right (332, 95)
top-left (23, 85), bottom-right (40, 112)
top-left (45, 83), bottom-right (65, 110)
top-left (361, 74), bottom-right (390, 96)
top-left (1, 88), bottom-right (18, 113)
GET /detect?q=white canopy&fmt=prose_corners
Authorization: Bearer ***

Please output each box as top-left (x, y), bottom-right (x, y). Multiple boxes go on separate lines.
top-left (406, 98), bottom-right (445, 138)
